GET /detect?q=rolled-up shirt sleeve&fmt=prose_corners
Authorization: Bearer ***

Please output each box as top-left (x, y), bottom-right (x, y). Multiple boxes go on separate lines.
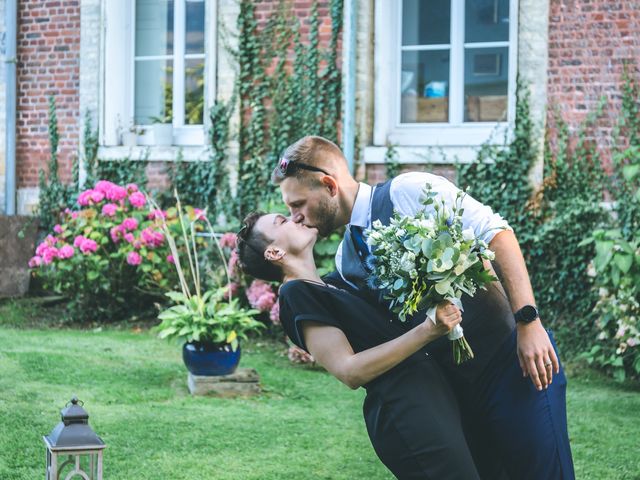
top-left (389, 172), bottom-right (512, 245)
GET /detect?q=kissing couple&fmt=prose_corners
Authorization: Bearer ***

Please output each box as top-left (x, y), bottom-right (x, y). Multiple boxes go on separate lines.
top-left (236, 136), bottom-right (575, 480)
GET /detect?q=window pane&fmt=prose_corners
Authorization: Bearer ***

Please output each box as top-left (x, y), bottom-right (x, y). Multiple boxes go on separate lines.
top-left (401, 50), bottom-right (450, 123)
top-left (465, 0), bottom-right (510, 43)
top-left (134, 60), bottom-right (173, 124)
top-left (135, 0), bottom-right (174, 57)
top-left (402, 0), bottom-right (451, 46)
top-left (186, 0), bottom-right (205, 54)
top-left (185, 59), bottom-right (204, 125)
top-left (464, 47), bottom-right (508, 122)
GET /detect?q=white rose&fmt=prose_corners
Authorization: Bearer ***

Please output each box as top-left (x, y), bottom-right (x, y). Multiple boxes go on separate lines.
top-left (462, 227), bottom-right (476, 242)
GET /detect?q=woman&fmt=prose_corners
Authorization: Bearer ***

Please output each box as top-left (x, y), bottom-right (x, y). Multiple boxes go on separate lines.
top-left (236, 211), bottom-right (487, 480)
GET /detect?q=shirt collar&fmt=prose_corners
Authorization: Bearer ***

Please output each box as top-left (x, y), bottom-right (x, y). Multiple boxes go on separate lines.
top-left (349, 182), bottom-right (372, 228)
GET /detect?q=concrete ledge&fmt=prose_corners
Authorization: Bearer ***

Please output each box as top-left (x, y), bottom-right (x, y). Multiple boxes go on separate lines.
top-left (187, 368), bottom-right (261, 397)
top-left (0, 215), bottom-right (39, 297)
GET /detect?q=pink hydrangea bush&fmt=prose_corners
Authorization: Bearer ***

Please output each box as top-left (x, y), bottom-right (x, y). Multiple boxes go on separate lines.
top-left (29, 180), bottom-right (206, 321)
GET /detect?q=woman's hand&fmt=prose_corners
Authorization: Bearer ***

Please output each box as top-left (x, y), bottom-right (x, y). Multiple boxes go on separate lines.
top-left (422, 302), bottom-right (462, 338)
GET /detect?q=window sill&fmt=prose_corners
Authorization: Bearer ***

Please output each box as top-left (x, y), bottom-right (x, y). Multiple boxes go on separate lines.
top-left (97, 145), bottom-right (210, 162)
top-left (363, 145), bottom-right (506, 165)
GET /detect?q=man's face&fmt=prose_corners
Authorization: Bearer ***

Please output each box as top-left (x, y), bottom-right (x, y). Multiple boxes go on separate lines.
top-left (279, 176), bottom-right (339, 238)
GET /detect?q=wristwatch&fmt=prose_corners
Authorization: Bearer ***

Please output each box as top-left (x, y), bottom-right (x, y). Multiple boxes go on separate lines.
top-left (514, 305), bottom-right (539, 324)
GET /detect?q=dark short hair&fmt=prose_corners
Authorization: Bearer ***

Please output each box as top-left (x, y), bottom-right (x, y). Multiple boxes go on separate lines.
top-left (271, 135), bottom-right (342, 185)
top-left (236, 212), bottom-right (283, 283)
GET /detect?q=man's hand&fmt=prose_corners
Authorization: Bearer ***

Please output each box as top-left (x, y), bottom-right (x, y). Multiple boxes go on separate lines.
top-left (516, 320), bottom-right (560, 390)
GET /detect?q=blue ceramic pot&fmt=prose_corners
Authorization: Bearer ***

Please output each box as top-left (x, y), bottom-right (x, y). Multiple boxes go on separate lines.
top-left (182, 341), bottom-right (241, 376)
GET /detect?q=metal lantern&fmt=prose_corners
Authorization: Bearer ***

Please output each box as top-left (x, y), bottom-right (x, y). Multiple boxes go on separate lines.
top-left (43, 396), bottom-right (106, 480)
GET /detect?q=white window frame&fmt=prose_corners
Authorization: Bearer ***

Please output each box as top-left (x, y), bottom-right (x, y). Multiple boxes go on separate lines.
top-left (102, 0), bottom-right (215, 148)
top-left (373, 0), bottom-right (518, 148)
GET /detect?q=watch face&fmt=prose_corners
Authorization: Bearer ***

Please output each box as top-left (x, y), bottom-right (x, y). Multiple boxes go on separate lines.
top-left (520, 305), bottom-right (538, 322)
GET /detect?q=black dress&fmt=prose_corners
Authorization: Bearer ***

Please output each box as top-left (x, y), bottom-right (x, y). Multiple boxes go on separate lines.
top-left (278, 280), bottom-right (483, 480)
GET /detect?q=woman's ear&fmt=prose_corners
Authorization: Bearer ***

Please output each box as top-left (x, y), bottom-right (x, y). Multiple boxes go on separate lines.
top-left (264, 245), bottom-right (286, 262)
top-left (321, 175), bottom-right (338, 197)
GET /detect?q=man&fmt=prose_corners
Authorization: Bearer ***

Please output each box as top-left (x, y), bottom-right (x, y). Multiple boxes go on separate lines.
top-left (272, 135), bottom-right (575, 479)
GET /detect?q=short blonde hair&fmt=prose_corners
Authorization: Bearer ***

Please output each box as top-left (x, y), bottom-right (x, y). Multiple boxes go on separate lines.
top-left (271, 135), bottom-right (344, 185)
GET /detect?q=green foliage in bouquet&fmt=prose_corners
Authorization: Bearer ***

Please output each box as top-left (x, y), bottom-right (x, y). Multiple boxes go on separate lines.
top-left (367, 184), bottom-right (498, 321)
top-left (367, 183), bottom-right (502, 364)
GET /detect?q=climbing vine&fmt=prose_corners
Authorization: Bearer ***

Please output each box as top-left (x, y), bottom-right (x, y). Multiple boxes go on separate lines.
top-left (234, 0), bottom-right (344, 218)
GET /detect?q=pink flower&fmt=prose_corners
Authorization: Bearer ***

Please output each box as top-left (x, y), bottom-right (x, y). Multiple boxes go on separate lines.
top-left (219, 233), bottom-right (238, 249)
top-left (42, 247), bottom-right (59, 264)
top-left (107, 185), bottom-right (128, 202)
top-left (223, 282), bottom-right (240, 300)
top-left (141, 227), bottom-right (164, 248)
top-left (228, 249), bottom-right (239, 278)
top-left (167, 254), bottom-right (175, 264)
top-left (101, 203), bottom-right (118, 217)
top-left (124, 233), bottom-right (136, 244)
top-left (35, 242), bottom-right (49, 257)
top-left (73, 235), bottom-right (86, 248)
top-left (90, 190), bottom-right (105, 204)
top-left (148, 209), bottom-right (166, 220)
top-left (110, 227), bottom-right (122, 243)
top-left (79, 239), bottom-right (98, 254)
top-left (122, 217), bottom-right (139, 231)
top-left (126, 183), bottom-right (139, 193)
top-left (77, 190), bottom-right (93, 206)
top-left (627, 338), bottom-right (639, 347)
top-left (127, 251), bottom-right (142, 266)
top-left (53, 224), bottom-right (63, 234)
top-left (58, 245), bottom-right (75, 259)
top-left (246, 280), bottom-right (276, 312)
top-left (128, 191), bottom-right (146, 208)
top-left (193, 208), bottom-right (207, 221)
top-left (28, 256), bottom-right (43, 268)
top-left (269, 301), bottom-right (280, 325)
top-left (71, 212), bottom-right (79, 220)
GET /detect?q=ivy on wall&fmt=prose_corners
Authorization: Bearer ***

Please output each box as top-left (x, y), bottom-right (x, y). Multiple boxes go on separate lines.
top-left (458, 74), bottom-right (640, 357)
top-left (234, 0), bottom-right (344, 218)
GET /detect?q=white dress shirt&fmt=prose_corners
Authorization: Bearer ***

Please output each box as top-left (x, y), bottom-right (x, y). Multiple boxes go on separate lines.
top-left (335, 172), bottom-right (512, 286)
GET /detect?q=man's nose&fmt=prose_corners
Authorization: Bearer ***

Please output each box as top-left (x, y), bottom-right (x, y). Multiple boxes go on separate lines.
top-left (292, 213), bottom-right (304, 223)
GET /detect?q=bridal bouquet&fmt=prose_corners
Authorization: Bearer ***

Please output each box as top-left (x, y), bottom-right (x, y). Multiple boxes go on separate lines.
top-left (365, 183), bottom-right (500, 364)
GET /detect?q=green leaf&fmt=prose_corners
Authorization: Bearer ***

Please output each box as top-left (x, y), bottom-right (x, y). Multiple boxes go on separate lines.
top-left (393, 278), bottom-right (404, 290)
top-left (613, 253), bottom-right (633, 273)
top-left (622, 163), bottom-right (640, 181)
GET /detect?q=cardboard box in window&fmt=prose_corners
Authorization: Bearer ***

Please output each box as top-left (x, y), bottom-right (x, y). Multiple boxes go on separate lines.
top-left (466, 95), bottom-right (507, 122)
top-left (402, 96), bottom-right (448, 123)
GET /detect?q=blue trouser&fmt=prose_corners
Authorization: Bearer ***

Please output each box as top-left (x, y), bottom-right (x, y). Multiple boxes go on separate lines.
top-left (448, 328), bottom-right (576, 480)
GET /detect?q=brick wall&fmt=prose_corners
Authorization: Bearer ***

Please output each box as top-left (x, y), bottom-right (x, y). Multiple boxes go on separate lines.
top-left (16, 0), bottom-right (80, 189)
top-left (547, 0), bottom-right (640, 154)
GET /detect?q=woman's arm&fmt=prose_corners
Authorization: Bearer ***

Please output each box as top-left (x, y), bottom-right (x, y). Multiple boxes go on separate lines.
top-left (301, 303), bottom-right (461, 389)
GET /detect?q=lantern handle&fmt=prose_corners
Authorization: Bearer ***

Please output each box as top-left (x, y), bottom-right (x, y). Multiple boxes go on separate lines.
top-left (66, 396), bottom-right (85, 407)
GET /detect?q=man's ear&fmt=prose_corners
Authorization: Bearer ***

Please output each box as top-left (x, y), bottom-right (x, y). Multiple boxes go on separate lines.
top-left (264, 245), bottom-right (286, 262)
top-left (321, 175), bottom-right (339, 197)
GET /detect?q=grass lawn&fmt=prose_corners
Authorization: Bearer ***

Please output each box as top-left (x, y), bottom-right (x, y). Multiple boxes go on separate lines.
top-left (1, 300), bottom-right (639, 479)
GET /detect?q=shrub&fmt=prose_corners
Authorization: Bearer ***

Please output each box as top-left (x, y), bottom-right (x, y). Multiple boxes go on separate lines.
top-left (29, 180), bottom-right (206, 322)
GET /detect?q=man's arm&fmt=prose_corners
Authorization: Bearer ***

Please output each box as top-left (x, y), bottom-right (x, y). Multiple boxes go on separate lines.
top-left (489, 229), bottom-right (560, 390)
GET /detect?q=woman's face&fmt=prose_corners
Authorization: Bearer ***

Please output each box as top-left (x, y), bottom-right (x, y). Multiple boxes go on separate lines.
top-left (255, 213), bottom-right (319, 257)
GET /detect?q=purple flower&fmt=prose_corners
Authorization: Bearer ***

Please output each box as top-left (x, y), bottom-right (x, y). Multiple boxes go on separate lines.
top-left (53, 224), bottom-right (63, 234)
top-left (124, 233), bottom-right (136, 244)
